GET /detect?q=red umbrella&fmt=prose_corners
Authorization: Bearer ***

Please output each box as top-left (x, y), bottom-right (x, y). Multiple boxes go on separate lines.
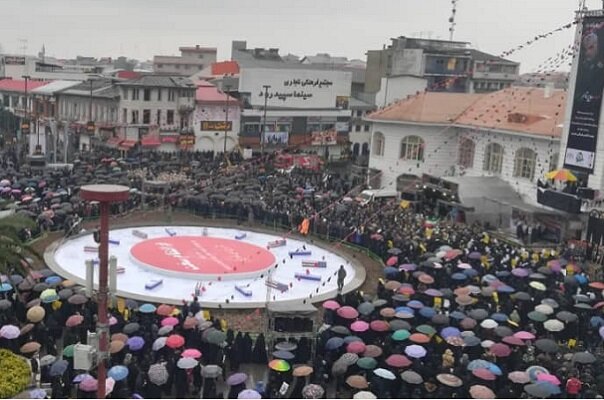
top-left (323, 300), bottom-right (340, 310)
top-left (589, 282), bottom-right (604, 290)
top-left (398, 285), bottom-right (415, 296)
top-left (418, 274), bottom-right (434, 285)
top-left (346, 341), bottom-right (366, 354)
top-left (183, 317), bottom-right (198, 330)
top-left (502, 336), bottom-right (525, 346)
top-left (385, 354), bottom-right (411, 368)
top-left (161, 317), bottom-right (179, 327)
top-left (369, 320), bottom-right (389, 332)
top-left (337, 306), bottom-right (359, 319)
top-left (66, 315), bottom-right (84, 328)
top-left (490, 343), bottom-right (512, 357)
top-left (157, 304), bottom-right (174, 317)
top-left (537, 373), bottom-right (561, 386)
top-left (350, 321), bottom-right (369, 333)
top-left (386, 256), bottom-right (398, 266)
top-left (166, 334), bottom-right (185, 349)
top-left (409, 333), bottom-right (430, 344)
top-left (472, 368), bottom-right (496, 381)
top-left (469, 384), bottom-right (495, 399)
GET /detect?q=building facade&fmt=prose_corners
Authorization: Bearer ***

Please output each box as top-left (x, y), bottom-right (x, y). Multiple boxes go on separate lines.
top-left (153, 46), bottom-right (217, 76)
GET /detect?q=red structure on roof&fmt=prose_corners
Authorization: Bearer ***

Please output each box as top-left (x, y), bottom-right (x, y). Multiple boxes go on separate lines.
top-left (211, 61), bottom-right (239, 76)
top-left (116, 71), bottom-right (141, 80)
top-left (196, 81), bottom-right (238, 103)
top-left (0, 79), bottom-right (50, 93)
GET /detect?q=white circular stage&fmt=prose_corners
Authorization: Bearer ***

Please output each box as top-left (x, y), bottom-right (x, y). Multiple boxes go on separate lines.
top-left (45, 225), bottom-right (363, 308)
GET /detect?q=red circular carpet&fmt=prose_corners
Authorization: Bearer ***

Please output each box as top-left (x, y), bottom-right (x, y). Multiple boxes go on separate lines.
top-left (130, 236), bottom-right (276, 279)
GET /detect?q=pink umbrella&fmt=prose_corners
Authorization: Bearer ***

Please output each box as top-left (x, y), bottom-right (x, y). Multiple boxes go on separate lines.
top-left (385, 354), bottom-right (412, 368)
top-left (161, 317), bottom-right (179, 327)
top-left (66, 315), bottom-right (84, 328)
top-left (513, 331), bottom-right (535, 340)
top-left (109, 316), bottom-right (118, 326)
top-left (347, 341), bottom-right (366, 354)
top-left (350, 321), bottom-right (369, 333)
top-left (537, 373), bottom-right (561, 386)
top-left (490, 343), bottom-right (512, 357)
top-left (323, 300), bottom-right (340, 310)
top-left (386, 256), bottom-right (398, 266)
top-left (502, 336), bottom-right (525, 346)
top-left (370, 320), bottom-right (389, 332)
top-left (508, 371), bottom-right (530, 384)
top-left (337, 306), bottom-right (359, 320)
top-left (79, 377), bottom-right (98, 392)
top-left (182, 348), bottom-right (202, 359)
top-left (166, 334), bottom-right (185, 349)
top-left (0, 324), bottom-right (20, 339)
top-left (472, 368), bottom-right (496, 381)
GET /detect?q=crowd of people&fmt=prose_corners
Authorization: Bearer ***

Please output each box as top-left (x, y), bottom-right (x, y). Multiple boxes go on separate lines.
top-left (0, 147), bottom-right (604, 398)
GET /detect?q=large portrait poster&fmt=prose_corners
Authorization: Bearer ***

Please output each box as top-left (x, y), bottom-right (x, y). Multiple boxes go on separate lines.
top-left (564, 17), bottom-right (604, 172)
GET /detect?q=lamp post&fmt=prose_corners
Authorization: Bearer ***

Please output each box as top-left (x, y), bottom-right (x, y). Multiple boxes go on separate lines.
top-left (223, 84), bottom-right (231, 156)
top-left (80, 184), bottom-right (129, 399)
top-left (260, 85), bottom-right (270, 155)
top-left (21, 75), bottom-right (30, 162)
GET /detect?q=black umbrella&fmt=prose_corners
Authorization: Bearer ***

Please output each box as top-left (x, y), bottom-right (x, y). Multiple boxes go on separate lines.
top-left (123, 322), bottom-right (140, 335)
top-left (572, 351), bottom-right (596, 364)
top-left (556, 311), bottom-right (578, 323)
top-left (468, 309), bottom-right (489, 321)
top-left (535, 339), bottom-right (559, 353)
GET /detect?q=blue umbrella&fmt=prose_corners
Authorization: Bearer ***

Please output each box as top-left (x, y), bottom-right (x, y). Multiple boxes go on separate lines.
top-left (497, 285), bottom-right (515, 293)
top-left (139, 303), bottom-right (156, 313)
top-left (272, 350), bottom-right (295, 360)
top-left (491, 313), bottom-right (508, 322)
top-left (0, 283), bottom-right (12, 292)
top-left (481, 274), bottom-right (498, 283)
top-left (50, 360), bottom-right (69, 377)
top-left (495, 270), bottom-right (511, 278)
top-left (383, 267), bottom-right (398, 277)
top-left (575, 274), bottom-right (588, 285)
top-left (325, 337), bottom-right (344, 350)
top-left (590, 316), bottom-right (604, 328)
top-left (343, 335), bottom-right (363, 344)
top-left (450, 311), bottom-right (466, 320)
top-left (419, 307), bottom-right (436, 318)
top-left (451, 273), bottom-right (467, 281)
top-left (467, 359), bottom-right (491, 371)
top-left (9, 274), bottom-right (23, 285)
top-left (108, 365), bottom-right (129, 381)
top-left (407, 300), bottom-right (424, 309)
top-left (463, 336), bottom-right (481, 347)
top-left (441, 327), bottom-right (461, 339)
top-left (395, 306), bottom-right (414, 315)
top-left (463, 269), bottom-right (479, 278)
top-left (45, 276), bottom-right (62, 285)
top-left (486, 362), bottom-right (502, 376)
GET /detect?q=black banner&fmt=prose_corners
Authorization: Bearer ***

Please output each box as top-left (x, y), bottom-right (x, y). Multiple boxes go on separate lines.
top-left (564, 17), bottom-right (604, 173)
top-left (200, 121), bottom-right (232, 131)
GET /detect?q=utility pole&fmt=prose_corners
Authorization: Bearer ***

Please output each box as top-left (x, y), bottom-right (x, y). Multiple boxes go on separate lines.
top-left (21, 75), bottom-right (30, 162)
top-left (449, 0), bottom-right (459, 41)
top-left (261, 85), bottom-right (270, 155)
top-left (223, 83), bottom-right (231, 157)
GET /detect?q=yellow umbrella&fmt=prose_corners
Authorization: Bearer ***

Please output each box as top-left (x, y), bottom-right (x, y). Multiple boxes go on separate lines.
top-left (545, 169), bottom-right (577, 182)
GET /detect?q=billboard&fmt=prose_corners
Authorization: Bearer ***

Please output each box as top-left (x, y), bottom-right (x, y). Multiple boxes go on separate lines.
top-left (200, 121), bottom-right (232, 131)
top-left (263, 131), bottom-right (289, 145)
top-left (239, 68), bottom-right (352, 109)
top-left (311, 129), bottom-right (338, 145)
top-left (563, 17), bottom-right (604, 172)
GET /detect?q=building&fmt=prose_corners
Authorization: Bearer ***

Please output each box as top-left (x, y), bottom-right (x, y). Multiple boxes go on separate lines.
top-left (55, 78), bottom-right (120, 152)
top-left (153, 46), bottom-right (217, 76)
top-left (116, 75), bottom-right (196, 152)
top-left (1, 54), bottom-right (105, 81)
top-left (364, 37), bottom-right (520, 98)
top-left (365, 86), bottom-right (575, 238)
top-left (193, 81), bottom-right (240, 153)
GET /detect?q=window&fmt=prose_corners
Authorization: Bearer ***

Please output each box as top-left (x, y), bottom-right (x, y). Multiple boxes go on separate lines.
top-left (277, 123), bottom-right (290, 132)
top-left (143, 89), bottom-right (151, 101)
top-left (307, 123), bottom-right (321, 133)
top-left (156, 110), bottom-right (162, 124)
top-left (458, 137), bottom-right (475, 168)
top-left (244, 123), bottom-right (260, 134)
top-left (167, 110), bottom-right (174, 124)
top-left (122, 109), bottom-right (127, 124)
top-left (355, 125), bottom-right (361, 132)
top-left (399, 135), bottom-right (424, 161)
top-left (143, 109), bottom-right (151, 124)
top-left (362, 142), bottom-right (369, 155)
top-left (356, 110), bottom-right (363, 117)
top-left (132, 89), bottom-right (139, 100)
top-left (372, 132), bottom-right (385, 156)
top-left (168, 90), bottom-right (175, 101)
top-left (157, 89), bottom-right (162, 101)
top-left (2, 95), bottom-right (8, 106)
top-left (157, 64), bottom-right (164, 68)
top-left (131, 110), bottom-right (139, 124)
top-left (549, 153), bottom-right (559, 171)
top-left (123, 88), bottom-right (128, 100)
top-left (483, 142), bottom-right (504, 174)
top-left (514, 147), bottom-right (537, 180)
top-left (175, 64), bottom-right (181, 69)
top-left (364, 125), bottom-right (370, 132)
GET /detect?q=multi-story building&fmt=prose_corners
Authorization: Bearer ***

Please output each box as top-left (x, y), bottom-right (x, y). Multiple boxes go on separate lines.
top-left (193, 81), bottom-right (240, 153)
top-left (116, 75), bottom-right (196, 152)
top-left (153, 46), bottom-right (217, 77)
top-left (365, 37), bottom-right (520, 100)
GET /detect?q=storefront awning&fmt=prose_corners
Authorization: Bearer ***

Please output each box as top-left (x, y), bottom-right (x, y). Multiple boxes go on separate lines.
top-left (160, 136), bottom-right (178, 144)
top-left (141, 137), bottom-right (161, 147)
top-left (105, 137), bottom-right (122, 146)
top-left (118, 139), bottom-right (138, 150)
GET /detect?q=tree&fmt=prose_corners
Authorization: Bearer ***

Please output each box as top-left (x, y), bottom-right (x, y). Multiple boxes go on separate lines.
top-left (0, 215), bottom-right (40, 276)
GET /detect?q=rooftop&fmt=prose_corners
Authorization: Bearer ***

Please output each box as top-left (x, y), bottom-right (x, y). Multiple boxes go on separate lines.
top-left (116, 75), bottom-right (195, 88)
top-left (195, 81), bottom-right (238, 103)
top-left (30, 80), bottom-right (81, 95)
top-left (0, 79), bottom-right (50, 93)
top-left (179, 46), bottom-right (217, 53)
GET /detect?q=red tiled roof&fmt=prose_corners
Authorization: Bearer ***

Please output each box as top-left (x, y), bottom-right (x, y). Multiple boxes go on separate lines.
top-left (196, 81), bottom-right (238, 103)
top-left (211, 61), bottom-right (239, 76)
top-left (116, 71), bottom-right (141, 80)
top-left (367, 87), bottom-right (567, 137)
top-left (0, 79), bottom-right (50, 93)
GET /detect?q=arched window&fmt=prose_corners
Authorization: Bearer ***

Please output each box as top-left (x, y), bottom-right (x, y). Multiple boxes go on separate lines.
top-left (362, 142), bottom-right (369, 155)
top-left (399, 135), bottom-right (424, 161)
top-left (352, 143), bottom-right (360, 156)
top-left (549, 153), bottom-right (559, 171)
top-left (514, 148), bottom-right (537, 180)
top-left (372, 132), bottom-right (385, 156)
top-left (483, 142), bottom-right (504, 174)
top-left (458, 137), bottom-right (475, 168)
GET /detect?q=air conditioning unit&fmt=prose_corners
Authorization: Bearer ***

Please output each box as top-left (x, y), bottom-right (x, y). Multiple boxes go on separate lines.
top-left (74, 344), bottom-right (96, 371)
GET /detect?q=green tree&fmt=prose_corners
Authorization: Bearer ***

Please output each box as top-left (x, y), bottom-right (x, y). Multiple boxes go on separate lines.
top-left (0, 215), bottom-right (40, 276)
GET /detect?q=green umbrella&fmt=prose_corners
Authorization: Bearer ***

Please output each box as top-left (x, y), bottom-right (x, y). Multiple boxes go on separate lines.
top-left (63, 344), bottom-right (75, 358)
top-left (356, 357), bottom-right (378, 370)
top-left (392, 329), bottom-right (411, 341)
top-left (416, 324), bottom-right (436, 336)
top-left (527, 311), bottom-right (547, 322)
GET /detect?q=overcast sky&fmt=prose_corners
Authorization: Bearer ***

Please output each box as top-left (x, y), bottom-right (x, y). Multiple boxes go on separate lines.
top-left (0, 0), bottom-right (599, 73)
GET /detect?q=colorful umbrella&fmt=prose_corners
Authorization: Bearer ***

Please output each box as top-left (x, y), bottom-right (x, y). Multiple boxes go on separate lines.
top-left (337, 306), bottom-right (359, 319)
top-left (139, 303), bottom-right (156, 313)
top-left (268, 359), bottom-right (290, 372)
top-left (161, 316), bottom-right (179, 327)
top-left (166, 334), bottom-right (185, 349)
top-left (356, 357), bottom-right (378, 370)
top-left (363, 345), bottom-right (383, 358)
top-left (437, 373), bottom-right (463, 387)
top-left (302, 384), bottom-right (324, 399)
top-left (350, 321), bottom-right (370, 332)
top-left (508, 371), bottom-right (531, 384)
top-left (66, 314), bottom-right (84, 328)
top-left (347, 341), bottom-right (366, 354)
top-left (182, 348), bottom-right (202, 359)
top-left (545, 168), bottom-right (577, 182)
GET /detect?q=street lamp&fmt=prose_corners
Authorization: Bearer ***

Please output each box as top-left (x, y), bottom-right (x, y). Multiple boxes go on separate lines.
top-left (261, 85), bottom-right (270, 155)
top-left (80, 184), bottom-right (129, 399)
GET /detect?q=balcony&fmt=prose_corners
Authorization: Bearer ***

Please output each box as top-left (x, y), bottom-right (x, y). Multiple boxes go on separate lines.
top-left (536, 188), bottom-right (581, 214)
top-left (472, 71), bottom-right (517, 81)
